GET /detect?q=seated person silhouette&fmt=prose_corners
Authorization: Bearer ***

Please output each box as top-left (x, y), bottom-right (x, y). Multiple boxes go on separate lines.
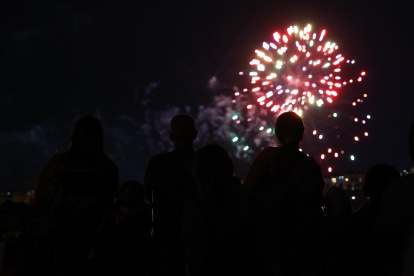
top-left (374, 120), bottom-right (414, 275)
top-left (144, 113), bottom-right (198, 275)
top-left (243, 111), bottom-right (325, 275)
top-left (34, 115), bottom-right (119, 273)
top-left (108, 180), bottom-right (151, 275)
top-left (181, 144), bottom-right (259, 276)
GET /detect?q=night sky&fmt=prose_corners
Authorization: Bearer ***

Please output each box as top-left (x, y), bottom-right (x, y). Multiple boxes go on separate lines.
top-left (1, 0), bottom-right (413, 191)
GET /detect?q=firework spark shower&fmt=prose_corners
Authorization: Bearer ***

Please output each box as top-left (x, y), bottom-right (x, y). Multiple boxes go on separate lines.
top-left (231, 24), bottom-right (369, 173)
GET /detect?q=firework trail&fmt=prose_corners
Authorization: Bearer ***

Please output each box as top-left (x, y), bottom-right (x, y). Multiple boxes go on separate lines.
top-left (231, 24), bottom-right (369, 173)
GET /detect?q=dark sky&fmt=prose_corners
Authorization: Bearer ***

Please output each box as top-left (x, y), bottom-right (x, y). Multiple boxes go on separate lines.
top-left (1, 0), bottom-right (413, 190)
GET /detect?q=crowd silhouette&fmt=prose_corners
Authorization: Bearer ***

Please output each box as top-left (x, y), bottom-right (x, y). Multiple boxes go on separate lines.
top-left (0, 112), bottom-right (413, 276)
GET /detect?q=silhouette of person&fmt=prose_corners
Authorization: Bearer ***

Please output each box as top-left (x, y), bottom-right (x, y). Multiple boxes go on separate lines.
top-left (181, 144), bottom-right (259, 276)
top-left (144, 113), bottom-right (198, 275)
top-left (243, 111), bottom-right (325, 275)
top-left (322, 186), bottom-right (352, 274)
top-left (244, 111), bottom-right (324, 194)
top-left (340, 164), bottom-right (399, 274)
top-left (374, 120), bottom-right (414, 275)
top-left (33, 115), bottom-right (119, 274)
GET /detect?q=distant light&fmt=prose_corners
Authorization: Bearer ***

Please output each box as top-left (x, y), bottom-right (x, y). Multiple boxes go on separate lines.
top-left (299, 148), bottom-right (302, 152)
top-left (247, 104), bottom-right (252, 109)
top-left (352, 102), bottom-right (356, 106)
top-left (247, 118), bottom-right (252, 122)
top-left (236, 120), bottom-right (240, 124)
top-left (234, 92), bottom-right (240, 96)
top-left (354, 136), bottom-right (359, 141)
top-left (287, 75), bottom-right (292, 80)
top-left (249, 72), bottom-right (258, 76)
top-left (328, 167), bottom-right (332, 172)
top-left (232, 115), bottom-right (238, 120)
top-left (239, 72), bottom-right (244, 75)
top-left (341, 150), bottom-right (344, 154)
top-left (351, 196), bottom-right (356, 200)
top-left (267, 128), bottom-right (272, 134)
top-left (362, 120), bottom-right (366, 124)
top-left (354, 118), bottom-right (358, 122)
top-left (321, 154), bottom-right (325, 159)
top-left (351, 60), bottom-right (355, 64)
top-left (334, 152), bottom-right (338, 158)
top-left (361, 71), bottom-right (366, 76)
top-left (243, 146), bottom-right (249, 151)
top-left (7, 192), bottom-right (10, 195)
top-left (367, 115), bottom-right (371, 119)
top-left (313, 130), bottom-right (317, 135)
top-left (328, 148), bottom-right (332, 153)
top-left (364, 94), bottom-right (367, 97)
top-left (259, 126), bottom-right (264, 131)
top-left (319, 134), bottom-right (323, 139)
top-left (364, 132), bottom-right (369, 136)
top-left (345, 178), bottom-right (349, 182)
top-left (333, 113), bottom-right (337, 117)
top-left (350, 155), bottom-right (355, 161)
top-left (232, 100), bottom-right (236, 103)
top-left (232, 137), bottom-right (238, 142)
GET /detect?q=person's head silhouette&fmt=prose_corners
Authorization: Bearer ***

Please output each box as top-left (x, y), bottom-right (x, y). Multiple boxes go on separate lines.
top-left (169, 114), bottom-right (198, 149)
top-left (363, 164), bottom-right (400, 204)
top-left (275, 111), bottom-right (305, 148)
top-left (119, 180), bottom-right (145, 210)
top-left (193, 144), bottom-right (234, 192)
top-left (70, 115), bottom-right (105, 155)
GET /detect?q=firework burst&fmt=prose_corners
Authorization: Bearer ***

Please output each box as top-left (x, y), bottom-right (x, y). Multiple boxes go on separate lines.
top-left (231, 24), bottom-right (369, 173)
